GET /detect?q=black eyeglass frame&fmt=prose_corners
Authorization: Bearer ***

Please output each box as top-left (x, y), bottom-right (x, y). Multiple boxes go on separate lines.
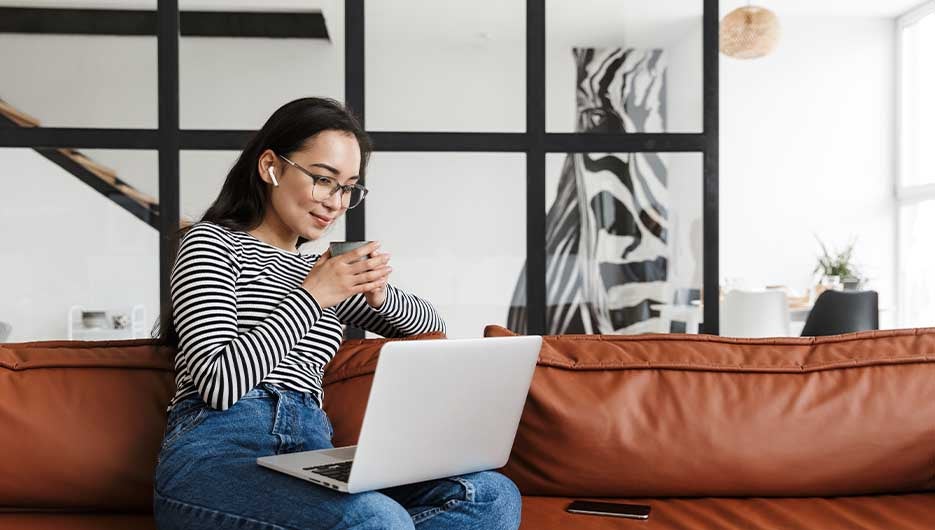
top-left (275, 152), bottom-right (369, 209)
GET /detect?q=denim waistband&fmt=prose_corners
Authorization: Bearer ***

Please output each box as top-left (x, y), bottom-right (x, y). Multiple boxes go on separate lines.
top-left (241, 382), bottom-right (319, 406)
top-left (174, 382), bottom-right (319, 411)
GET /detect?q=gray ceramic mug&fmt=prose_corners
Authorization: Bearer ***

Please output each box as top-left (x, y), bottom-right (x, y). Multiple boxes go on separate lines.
top-left (329, 241), bottom-right (373, 263)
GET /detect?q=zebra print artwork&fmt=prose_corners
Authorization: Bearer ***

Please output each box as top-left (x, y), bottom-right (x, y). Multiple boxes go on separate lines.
top-left (508, 47), bottom-right (669, 334)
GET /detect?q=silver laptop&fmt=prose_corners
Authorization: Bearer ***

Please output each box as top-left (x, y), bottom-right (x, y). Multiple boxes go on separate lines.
top-left (256, 335), bottom-right (542, 494)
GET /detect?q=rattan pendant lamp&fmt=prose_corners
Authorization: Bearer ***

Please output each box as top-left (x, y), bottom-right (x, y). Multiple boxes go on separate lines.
top-left (720, 3), bottom-right (780, 59)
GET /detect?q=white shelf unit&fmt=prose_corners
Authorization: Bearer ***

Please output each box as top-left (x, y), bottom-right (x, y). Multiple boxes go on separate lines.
top-left (68, 305), bottom-right (146, 341)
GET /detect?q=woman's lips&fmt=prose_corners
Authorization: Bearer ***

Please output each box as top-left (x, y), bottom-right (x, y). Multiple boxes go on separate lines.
top-left (310, 213), bottom-right (332, 227)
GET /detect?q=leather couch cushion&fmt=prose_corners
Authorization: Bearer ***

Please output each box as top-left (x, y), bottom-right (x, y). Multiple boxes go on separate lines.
top-left (0, 340), bottom-right (176, 511)
top-left (322, 332), bottom-right (446, 447)
top-left (519, 493), bottom-right (935, 529)
top-left (3, 493), bottom-right (933, 530)
top-left (485, 325), bottom-right (935, 498)
top-left (0, 512), bottom-right (158, 530)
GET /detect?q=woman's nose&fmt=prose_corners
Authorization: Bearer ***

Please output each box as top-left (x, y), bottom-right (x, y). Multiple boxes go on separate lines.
top-left (323, 189), bottom-right (343, 210)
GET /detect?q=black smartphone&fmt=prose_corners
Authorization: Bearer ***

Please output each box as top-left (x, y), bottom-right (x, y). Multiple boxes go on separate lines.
top-left (566, 500), bottom-right (651, 520)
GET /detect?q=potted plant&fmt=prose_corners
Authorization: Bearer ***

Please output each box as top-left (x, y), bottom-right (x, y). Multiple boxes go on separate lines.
top-left (814, 237), bottom-right (864, 291)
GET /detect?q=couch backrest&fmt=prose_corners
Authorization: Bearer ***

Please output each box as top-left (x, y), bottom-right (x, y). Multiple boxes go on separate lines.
top-left (0, 339), bottom-right (176, 511)
top-left (6, 327), bottom-right (935, 507)
top-left (483, 325), bottom-right (935, 497)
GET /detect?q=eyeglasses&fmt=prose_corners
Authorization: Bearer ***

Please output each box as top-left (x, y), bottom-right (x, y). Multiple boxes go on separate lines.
top-left (276, 153), bottom-right (369, 209)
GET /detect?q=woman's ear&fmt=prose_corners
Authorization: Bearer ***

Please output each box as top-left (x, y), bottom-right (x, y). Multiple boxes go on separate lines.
top-left (257, 149), bottom-right (279, 187)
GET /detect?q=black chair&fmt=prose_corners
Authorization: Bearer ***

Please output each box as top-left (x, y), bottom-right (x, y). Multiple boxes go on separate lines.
top-left (800, 290), bottom-right (879, 337)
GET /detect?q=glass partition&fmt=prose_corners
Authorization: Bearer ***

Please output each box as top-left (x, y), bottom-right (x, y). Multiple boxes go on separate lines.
top-left (0, 147), bottom-right (159, 342)
top-left (365, 0), bottom-right (525, 132)
top-left (536, 151), bottom-right (702, 334)
top-left (365, 152), bottom-right (526, 337)
top-left (546, 0), bottom-right (703, 133)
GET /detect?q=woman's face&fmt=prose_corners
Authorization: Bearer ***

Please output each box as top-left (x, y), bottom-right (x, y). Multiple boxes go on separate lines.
top-left (262, 130), bottom-right (362, 241)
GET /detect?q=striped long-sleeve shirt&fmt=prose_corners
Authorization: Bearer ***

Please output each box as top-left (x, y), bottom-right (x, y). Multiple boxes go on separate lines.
top-left (168, 222), bottom-right (445, 411)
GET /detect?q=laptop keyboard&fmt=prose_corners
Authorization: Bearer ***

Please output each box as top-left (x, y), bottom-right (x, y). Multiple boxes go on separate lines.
top-left (304, 461), bottom-right (352, 483)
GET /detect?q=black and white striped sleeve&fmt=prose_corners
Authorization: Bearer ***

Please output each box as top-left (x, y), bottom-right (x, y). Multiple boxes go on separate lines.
top-left (334, 284), bottom-right (446, 337)
top-left (171, 224), bottom-right (323, 410)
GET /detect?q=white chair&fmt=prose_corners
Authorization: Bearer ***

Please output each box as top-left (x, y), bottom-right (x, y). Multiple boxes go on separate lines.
top-left (720, 290), bottom-right (791, 338)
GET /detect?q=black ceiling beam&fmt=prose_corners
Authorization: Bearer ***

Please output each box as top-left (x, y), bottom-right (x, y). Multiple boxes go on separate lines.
top-left (545, 133), bottom-right (705, 153)
top-left (329, 132), bottom-right (704, 153)
top-left (0, 7), bottom-right (329, 39)
top-left (177, 130), bottom-right (702, 153)
top-left (0, 126), bottom-right (159, 149)
top-left (1, 127), bottom-right (708, 154)
top-left (368, 132), bottom-right (528, 152)
top-left (0, 7), bottom-right (152, 36)
top-left (183, 11), bottom-right (328, 39)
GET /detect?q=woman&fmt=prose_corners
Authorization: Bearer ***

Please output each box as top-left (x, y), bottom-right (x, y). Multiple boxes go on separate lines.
top-left (154, 98), bottom-right (522, 529)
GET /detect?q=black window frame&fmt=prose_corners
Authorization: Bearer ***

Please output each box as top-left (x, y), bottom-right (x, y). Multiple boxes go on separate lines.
top-left (0, 0), bottom-right (719, 336)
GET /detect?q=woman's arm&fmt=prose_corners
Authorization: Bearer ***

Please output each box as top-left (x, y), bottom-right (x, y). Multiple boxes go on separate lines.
top-left (334, 284), bottom-right (446, 337)
top-left (172, 224), bottom-right (323, 410)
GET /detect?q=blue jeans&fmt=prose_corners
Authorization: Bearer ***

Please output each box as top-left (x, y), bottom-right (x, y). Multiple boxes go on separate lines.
top-left (153, 383), bottom-right (522, 529)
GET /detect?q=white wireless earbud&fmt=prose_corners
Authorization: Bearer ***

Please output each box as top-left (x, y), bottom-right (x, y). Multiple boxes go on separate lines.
top-left (268, 167), bottom-right (279, 187)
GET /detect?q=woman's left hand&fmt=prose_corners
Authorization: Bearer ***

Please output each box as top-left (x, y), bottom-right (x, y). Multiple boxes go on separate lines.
top-left (363, 249), bottom-right (392, 309)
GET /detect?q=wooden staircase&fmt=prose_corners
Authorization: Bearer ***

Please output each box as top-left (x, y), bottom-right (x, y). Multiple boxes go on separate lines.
top-left (0, 98), bottom-right (160, 229)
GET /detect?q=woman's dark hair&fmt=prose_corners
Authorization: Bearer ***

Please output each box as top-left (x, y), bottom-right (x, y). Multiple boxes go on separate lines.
top-left (156, 97), bottom-right (372, 345)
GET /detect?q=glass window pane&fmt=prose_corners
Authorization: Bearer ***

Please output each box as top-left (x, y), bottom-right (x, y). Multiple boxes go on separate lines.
top-left (547, 0), bottom-right (703, 133)
top-left (180, 0), bottom-right (344, 129)
top-left (901, 11), bottom-right (935, 187)
top-left (181, 150), bottom-right (239, 223)
top-left (366, 153), bottom-right (526, 337)
top-left (0, 30), bottom-right (156, 128)
top-left (542, 152), bottom-right (702, 334)
top-left (0, 147), bottom-right (159, 342)
top-left (365, 0), bottom-right (525, 132)
top-left (898, 199), bottom-right (935, 327)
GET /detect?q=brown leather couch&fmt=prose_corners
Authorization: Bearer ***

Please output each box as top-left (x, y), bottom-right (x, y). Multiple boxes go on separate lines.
top-left (3, 327), bottom-right (935, 529)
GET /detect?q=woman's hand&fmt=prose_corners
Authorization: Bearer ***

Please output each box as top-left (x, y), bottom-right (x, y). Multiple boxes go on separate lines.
top-left (302, 241), bottom-right (392, 309)
top-left (363, 248), bottom-right (392, 308)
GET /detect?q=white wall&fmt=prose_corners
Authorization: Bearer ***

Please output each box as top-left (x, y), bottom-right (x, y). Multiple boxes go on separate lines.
top-left (720, 16), bottom-right (896, 326)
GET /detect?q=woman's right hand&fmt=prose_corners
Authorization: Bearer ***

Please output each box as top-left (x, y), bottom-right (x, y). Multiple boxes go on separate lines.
top-left (302, 241), bottom-right (392, 308)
